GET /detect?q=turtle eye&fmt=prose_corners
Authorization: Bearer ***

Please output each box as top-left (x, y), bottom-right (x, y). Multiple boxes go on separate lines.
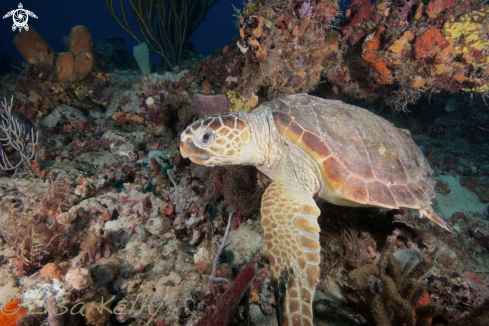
top-left (195, 127), bottom-right (215, 146)
top-left (202, 132), bottom-right (211, 143)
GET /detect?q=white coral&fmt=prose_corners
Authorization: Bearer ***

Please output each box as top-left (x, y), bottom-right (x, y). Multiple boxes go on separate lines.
top-left (22, 279), bottom-right (69, 311)
top-left (0, 96), bottom-right (38, 175)
top-left (64, 268), bottom-right (94, 290)
top-left (56, 207), bottom-right (78, 225)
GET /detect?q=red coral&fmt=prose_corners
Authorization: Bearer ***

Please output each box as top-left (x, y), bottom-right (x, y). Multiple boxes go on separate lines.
top-left (426, 0), bottom-right (456, 19)
top-left (472, 49), bottom-right (483, 58)
top-left (283, 14), bottom-right (294, 27)
top-left (362, 27), bottom-right (393, 84)
top-left (414, 29), bottom-right (443, 59)
top-left (150, 157), bottom-right (159, 175)
top-left (276, 20), bottom-right (287, 32)
top-left (337, 73), bottom-right (347, 83)
top-left (349, 0), bottom-right (374, 24)
top-left (412, 291), bottom-right (432, 325)
top-left (464, 272), bottom-right (485, 286)
top-left (195, 266), bottom-right (256, 326)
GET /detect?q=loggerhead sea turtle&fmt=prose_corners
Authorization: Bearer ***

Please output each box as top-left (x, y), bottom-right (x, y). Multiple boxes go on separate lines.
top-left (180, 93), bottom-right (454, 326)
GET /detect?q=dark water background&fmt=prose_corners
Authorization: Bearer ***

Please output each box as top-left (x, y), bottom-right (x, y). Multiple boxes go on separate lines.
top-left (0, 0), bottom-right (242, 67)
top-left (0, 0), bottom-right (353, 68)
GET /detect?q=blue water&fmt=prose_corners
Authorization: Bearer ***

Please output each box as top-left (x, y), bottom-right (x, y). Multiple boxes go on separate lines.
top-left (0, 0), bottom-right (357, 69)
top-left (0, 0), bottom-right (243, 67)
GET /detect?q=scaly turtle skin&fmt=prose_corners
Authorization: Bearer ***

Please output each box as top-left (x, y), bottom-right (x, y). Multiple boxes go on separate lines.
top-left (180, 94), bottom-right (454, 326)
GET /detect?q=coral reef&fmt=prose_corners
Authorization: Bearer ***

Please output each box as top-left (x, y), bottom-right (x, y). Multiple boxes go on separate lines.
top-left (345, 233), bottom-right (440, 325)
top-left (0, 3), bottom-right (488, 325)
top-left (234, 0), bottom-right (339, 102)
top-left (4, 26), bottom-right (110, 126)
top-left (322, 0), bottom-right (489, 108)
top-left (104, 70), bottom-right (197, 135)
top-left (197, 0), bottom-right (489, 110)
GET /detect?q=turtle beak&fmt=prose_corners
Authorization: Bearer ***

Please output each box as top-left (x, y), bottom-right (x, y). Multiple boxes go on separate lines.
top-left (180, 137), bottom-right (211, 164)
top-left (188, 156), bottom-right (210, 164)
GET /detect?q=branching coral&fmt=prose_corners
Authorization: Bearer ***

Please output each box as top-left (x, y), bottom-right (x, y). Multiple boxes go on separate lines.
top-left (344, 234), bottom-right (440, 326)
top-left (105, 0), bottom-right (221, 68)
top-left (0, 177), bottom-right (81, 270)
top-left (0, 199), bottom-right (51, 269)
top-left (0, 97), bottom-right (38, 176)
top-left (318, 212), bottom-right (361, 276)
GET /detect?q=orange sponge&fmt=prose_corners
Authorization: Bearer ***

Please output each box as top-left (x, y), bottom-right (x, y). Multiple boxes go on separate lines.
top-left (56, 52), bottom-right (75, 82)
top-left (75, 50), bottom-right (95, 79)
top-left (55, 25), bottom-right (95, 81)
top-left (40, 261), bottom-right (70, 279)
top-left (68, 25), bottom-right (93, 55)
top-left (13, 27), bottom-right (55, 65)
top-left (0, 299), bottom-right (28, 326)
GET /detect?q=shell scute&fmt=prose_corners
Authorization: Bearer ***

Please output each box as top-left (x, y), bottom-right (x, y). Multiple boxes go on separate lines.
top-left (389, 184), bottom-right (418, 208)
top-left (208, 118), bottom-right (221, 130)
top-left (287, 120), bottom-right (304, 137)
top-left (367, 181), bottom-right (398, 208)
top-left (340, 177), bottom-right (368, 204)
top-left (301, 131), bottom-right (331, 159)
top-left (269, 94), bottom-right (436, 209)
top-left (418, 178), bottom-right (435, 198)
top-left (341, 105), bottom-right (409, 184)
top-left (321, 157), bottom-right (349, 191)
top-left (272, 111), bottom-right (292, 133)
top-left (407, 182), bottom-right (431, 203)
top-left (312, 102), bottom-right (375, 179)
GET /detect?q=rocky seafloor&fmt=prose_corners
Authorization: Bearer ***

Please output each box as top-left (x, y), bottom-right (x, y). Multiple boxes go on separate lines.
top-left (0, 69), bottom-right (488, 326)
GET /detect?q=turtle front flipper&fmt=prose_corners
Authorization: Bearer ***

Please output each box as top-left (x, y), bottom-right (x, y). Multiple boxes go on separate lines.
top-left (261, 173), bottom-right (321, 326)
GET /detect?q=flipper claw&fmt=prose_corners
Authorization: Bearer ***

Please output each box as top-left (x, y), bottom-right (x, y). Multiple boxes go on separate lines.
top-left (419, 205), bottom-right (455, 234)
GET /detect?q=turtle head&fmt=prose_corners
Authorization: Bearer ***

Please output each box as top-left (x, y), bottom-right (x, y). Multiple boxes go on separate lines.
top-left (180, 113), bottom-right (251, 166)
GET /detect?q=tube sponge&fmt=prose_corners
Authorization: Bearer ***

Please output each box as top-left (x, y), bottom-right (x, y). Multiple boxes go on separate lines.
top-left (133, 43), bottom-right (151, 74)
top-left (13, 27), bottom-right (56, 65)
top-left (196, 265), bottom-right (256, 326)
top-left (192, 94), bottom-right (229, 119)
